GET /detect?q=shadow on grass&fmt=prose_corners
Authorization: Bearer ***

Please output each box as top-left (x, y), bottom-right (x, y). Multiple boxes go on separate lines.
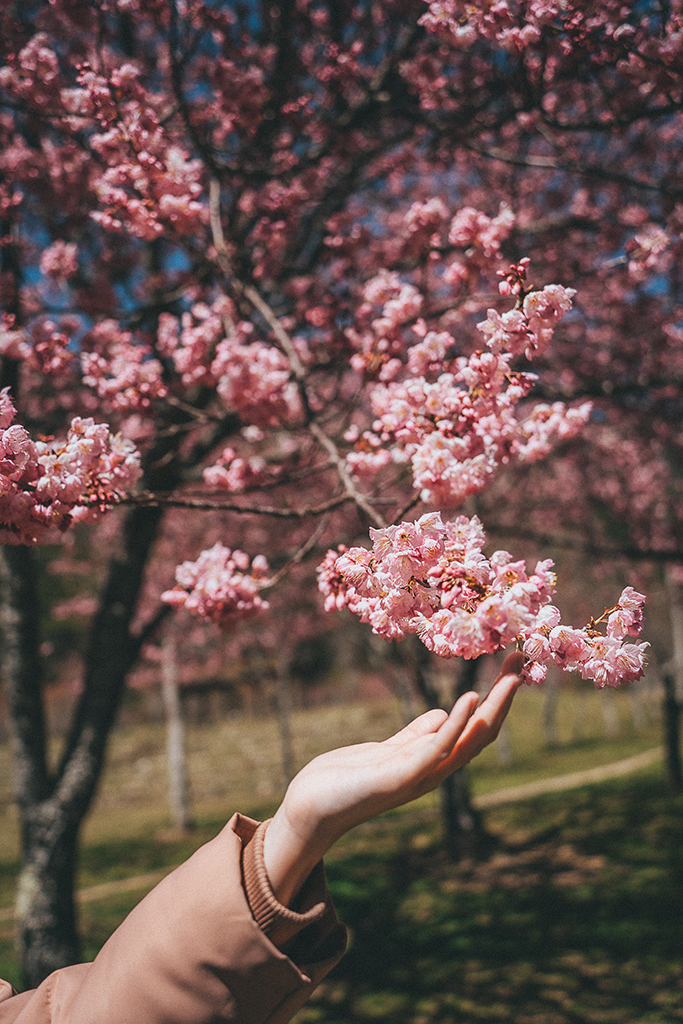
top-left (301, 775), bottom-right (683, 1024)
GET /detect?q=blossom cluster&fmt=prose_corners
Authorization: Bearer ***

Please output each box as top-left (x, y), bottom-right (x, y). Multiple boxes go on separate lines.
top-left (347, 273), bottom-right (590, 506)
top-left (161, 542), bottom-right (271, 628)
top-left (318, 512), bottom-right (648, 688)
top-left (158, 299), bottom-right (301, 426)
top-left (0, 389), bottom-right (142, 544)
top-left (202, 446), bottom-right (276, 493)
top-left (80, 320), bottom-right (167, 413)
top-left (79, 63), bottom-right (206, 240)
top-left (522, 586), bottom-right (647, 688)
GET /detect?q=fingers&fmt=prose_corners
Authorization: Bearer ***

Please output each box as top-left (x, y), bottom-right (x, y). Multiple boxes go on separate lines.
top-left (384, 652), bottom-right (523, 791)
top-left (419, 690), bottom-right (480, 763)
top-left (454, 664), bottom-right (522, 754)
top-left (496, 650), bottom-right (525, 683)
top-left (391, 707), bottom-right (449, 741)
top-left (434, 658), bottom-right (523, 775)
top-left (385, 694), bottom-right (474, 747)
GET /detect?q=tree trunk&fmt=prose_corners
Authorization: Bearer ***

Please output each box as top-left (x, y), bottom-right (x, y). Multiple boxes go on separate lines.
top-left (275, 668), bottom-right (296, 789)
top-left (439, 767), bottom-right (494, 860)
top-left (161, 633), bottom-right (192, 832)
top-left (662, 668), bottom-right (682, 791)
top-left (439, 656), bottom-right (497, 860)
top-left (0, 546), bottom-right (83, 982)
top-left (15, 810), bottom-right (81, 983)
top-left (1, 502), bottom-right (168, 988)
top-left (663, 569), bottom-right (683, 791)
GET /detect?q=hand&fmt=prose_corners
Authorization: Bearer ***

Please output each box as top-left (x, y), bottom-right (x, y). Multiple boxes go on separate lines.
top-left (263, 652), bottom-right (524, 906)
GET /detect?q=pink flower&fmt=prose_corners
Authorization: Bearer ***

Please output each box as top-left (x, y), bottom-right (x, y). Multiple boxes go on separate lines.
top-left (40, 241), bottom-right (79, 280)
top-left (162, 542), bottom-right (271, 628)
top-left (320, 513), bottom-right (648, 689)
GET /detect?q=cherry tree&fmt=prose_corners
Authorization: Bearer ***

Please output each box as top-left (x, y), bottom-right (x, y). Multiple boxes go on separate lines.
top-left (0, 0), bottom-right (680, 987)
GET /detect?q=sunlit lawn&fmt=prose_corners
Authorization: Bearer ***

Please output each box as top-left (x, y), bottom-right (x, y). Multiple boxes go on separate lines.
top-left (0, 676), bottom-right (679, 1023)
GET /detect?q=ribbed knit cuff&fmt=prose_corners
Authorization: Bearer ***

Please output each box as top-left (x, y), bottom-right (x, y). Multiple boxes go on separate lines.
top-left (241, 818), bottom-right (329, 950)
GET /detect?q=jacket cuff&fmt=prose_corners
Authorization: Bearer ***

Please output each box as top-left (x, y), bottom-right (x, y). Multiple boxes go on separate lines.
top-left (237, 816), bottom-right (329, 950)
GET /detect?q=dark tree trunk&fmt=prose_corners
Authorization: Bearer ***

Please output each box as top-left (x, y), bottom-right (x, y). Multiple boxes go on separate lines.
top-left (16, 810), bottom-right (81, 982)
top-left (438, 656), bottom-right (497, 860)
top-left (662, 668), bottom-right (682, 792)
top-left (0, 504), bottom-right (167, 988)
top-left (0, 546), bottom-right (84, 980)
top-left (662, 570), bottom-right (683, 792)
top-left (439, 768), bottom-right (494, 861)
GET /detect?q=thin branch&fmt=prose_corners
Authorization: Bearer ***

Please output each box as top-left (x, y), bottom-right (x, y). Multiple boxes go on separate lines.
top-left (466, 142), bottom-right (683, 198)
top-left (121, 490), bottom-right (353, 518)
top-left (308, 422), bottom-right (387, 529)
top-left (264, 515), bottom-right (332, 590)
top-left (208, 178), bottom-right (384, 528)
top-left (209, 177), bottom-right (308, 378)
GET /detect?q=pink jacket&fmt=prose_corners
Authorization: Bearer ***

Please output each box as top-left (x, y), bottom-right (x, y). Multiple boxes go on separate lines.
top-left (0, 815), bottom-right (347, 1024)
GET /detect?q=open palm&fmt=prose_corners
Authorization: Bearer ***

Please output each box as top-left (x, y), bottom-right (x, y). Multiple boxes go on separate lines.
top-left (264, 652), bottom-right (523, 905)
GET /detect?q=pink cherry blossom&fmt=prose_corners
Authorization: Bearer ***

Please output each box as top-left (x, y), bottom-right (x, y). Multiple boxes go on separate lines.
top-left (161, 542), bottom-right (271, 628)
top-left (0, 390), bottom-right (142, 544)
top-left (319, 515), bottom-right (648, 688)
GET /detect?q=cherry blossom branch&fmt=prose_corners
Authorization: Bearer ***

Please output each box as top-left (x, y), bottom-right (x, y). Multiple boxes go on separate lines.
top-left (208, 178), bottom-right (386, 528)
top-left (308, 421), bottom-right (387, 529)
top-left (318, 512), bottom-right (649, 689)
top-left (208, 177), bottom-right (308, 380)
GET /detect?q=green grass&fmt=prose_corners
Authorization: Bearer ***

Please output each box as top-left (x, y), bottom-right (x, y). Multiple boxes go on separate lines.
top-left (303, 770), bottom-right (683, 1024)
top-left (0, 679), bottom-right (675, 1014)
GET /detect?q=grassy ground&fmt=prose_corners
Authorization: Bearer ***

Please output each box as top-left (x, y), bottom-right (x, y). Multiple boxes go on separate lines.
top-left (0, 678), bottom-right (678, 1023)
top-left (307, 768), bottom-right (683, 1024)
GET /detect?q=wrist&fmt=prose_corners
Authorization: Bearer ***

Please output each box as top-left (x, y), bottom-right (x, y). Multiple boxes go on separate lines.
top-left (262, 806), bottom-right (327, 909)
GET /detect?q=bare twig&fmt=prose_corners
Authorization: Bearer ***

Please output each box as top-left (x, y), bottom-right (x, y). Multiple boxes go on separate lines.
top-left (264, 515), bottom-right (332, 590)
top-left (308, 423), bottom-right (387, 529)
top-left (121, 490), bottom-right (352, 518)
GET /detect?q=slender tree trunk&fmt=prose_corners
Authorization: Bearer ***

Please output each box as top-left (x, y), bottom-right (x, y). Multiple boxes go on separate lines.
top-left (662, 667), bottom-right (682, 791)
top-left (275, 668), bottom-right (295, 788)
top-left (663, 569), bottom-right (683, 791)
top-left (161, 633), bottom-right (192, 832)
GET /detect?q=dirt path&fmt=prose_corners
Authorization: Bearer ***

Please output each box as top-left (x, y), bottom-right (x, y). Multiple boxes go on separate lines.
top-left (473, 746), bottom-right (662, 808)
top-left (0, 746), bottom-right (663, 927)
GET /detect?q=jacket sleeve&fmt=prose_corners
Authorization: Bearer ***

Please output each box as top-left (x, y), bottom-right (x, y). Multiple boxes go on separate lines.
top-left (0, 814), bottom-right (347, 1024)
